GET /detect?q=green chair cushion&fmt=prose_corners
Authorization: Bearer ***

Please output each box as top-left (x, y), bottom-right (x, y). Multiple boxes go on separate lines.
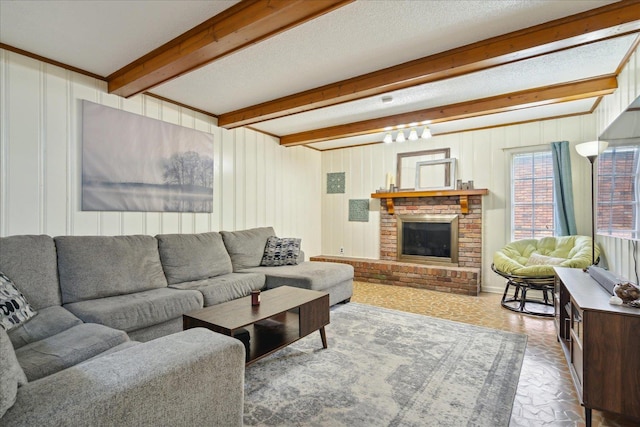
top-left (493, 235), bottom-right (598, 277)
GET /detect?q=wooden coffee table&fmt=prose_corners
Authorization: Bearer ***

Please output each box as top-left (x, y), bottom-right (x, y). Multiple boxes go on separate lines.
top-left (183, 286), bottom-right (330, 365)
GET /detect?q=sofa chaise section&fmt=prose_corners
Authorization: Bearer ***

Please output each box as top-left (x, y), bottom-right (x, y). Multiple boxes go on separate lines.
top-left (220, 227), bottom-right (354, 305)
top-left (0, 235), bottom-right (129, 381)
top-left (243, 262), bottom-right (353, 306)
top-left (55, 235), bottom-right (203, 341)
top-left (2, 328), bottom-right (246, 427)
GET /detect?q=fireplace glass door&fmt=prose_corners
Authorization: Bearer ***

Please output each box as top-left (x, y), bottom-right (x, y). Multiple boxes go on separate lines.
top-left (397, 215), bottom-right (458, 265)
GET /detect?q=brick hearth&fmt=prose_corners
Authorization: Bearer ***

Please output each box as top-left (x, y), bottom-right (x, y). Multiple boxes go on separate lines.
top-left (310, 256), bottom-right (480, 295)
top-left (312, 193), bottom-right (485, 296)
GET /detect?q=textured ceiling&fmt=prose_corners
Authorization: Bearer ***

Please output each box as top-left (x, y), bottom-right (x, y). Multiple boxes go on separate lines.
top-left (0, 0), bottom-right (636, 150)
top-left (0, 1), bottom-right (239, 75)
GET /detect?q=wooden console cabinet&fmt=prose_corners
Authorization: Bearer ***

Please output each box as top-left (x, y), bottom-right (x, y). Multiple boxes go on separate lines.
top-left (554, 267), bottom-right (640, 426)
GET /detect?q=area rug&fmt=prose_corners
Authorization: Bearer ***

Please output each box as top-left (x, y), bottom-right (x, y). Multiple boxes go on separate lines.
top-left (243, 303), bottom-right (527, 427)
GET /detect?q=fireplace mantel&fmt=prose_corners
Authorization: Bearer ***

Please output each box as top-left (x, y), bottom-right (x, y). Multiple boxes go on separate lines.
top-left (371, 189), bottom-right (488, 214)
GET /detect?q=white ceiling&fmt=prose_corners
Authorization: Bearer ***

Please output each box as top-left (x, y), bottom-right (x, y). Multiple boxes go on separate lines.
top-left (1, 0), bottom-right (637, 151)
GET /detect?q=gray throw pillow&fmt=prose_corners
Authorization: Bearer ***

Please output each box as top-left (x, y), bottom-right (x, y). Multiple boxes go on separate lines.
top-left (0, 326), bottom-right (28, 417)
top-left (261, 237), bottom-right (302, 267)
top-left (0, 272), bottom-right (37, 332)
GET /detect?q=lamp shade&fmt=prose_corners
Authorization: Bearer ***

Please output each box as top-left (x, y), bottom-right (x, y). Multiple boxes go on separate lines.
top-left (576, 140), bottom-right (608, 158)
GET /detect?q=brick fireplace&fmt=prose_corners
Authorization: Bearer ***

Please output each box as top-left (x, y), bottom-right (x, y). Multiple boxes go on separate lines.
top-left (312, 190), bottom-right (487, 296)
top-left (380, 194), bottom-right (483, 269)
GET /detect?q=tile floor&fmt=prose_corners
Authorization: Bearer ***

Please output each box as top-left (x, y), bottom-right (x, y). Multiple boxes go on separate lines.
top-left (351, 281), bottom-right (638, 427)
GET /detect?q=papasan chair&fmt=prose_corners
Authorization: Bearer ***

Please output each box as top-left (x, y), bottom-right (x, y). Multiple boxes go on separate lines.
top-left (492, 235), bottom-right (598, 317)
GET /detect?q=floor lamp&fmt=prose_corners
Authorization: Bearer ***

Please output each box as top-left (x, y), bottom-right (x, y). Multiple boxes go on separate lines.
top-left (575, 140), bottom-right (608, 266)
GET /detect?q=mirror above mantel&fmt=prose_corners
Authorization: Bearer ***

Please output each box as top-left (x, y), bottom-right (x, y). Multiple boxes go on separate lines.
top-left (396, 148), bottom-right (450, 191)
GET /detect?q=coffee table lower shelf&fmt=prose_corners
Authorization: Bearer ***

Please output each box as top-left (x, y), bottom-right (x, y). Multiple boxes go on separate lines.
top-left (183, 286), bottom-right (329, 365)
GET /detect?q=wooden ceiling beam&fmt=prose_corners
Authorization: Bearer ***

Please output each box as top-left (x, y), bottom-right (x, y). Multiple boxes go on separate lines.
top-left (107, 0), bottom-right (354, 98)
top-left (219, 0), bottom-right (640, 129)
top-left (279, 76), bottom-right (618, 146)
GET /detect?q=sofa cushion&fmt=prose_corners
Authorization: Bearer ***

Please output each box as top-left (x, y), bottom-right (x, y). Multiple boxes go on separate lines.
top-left (63, 288), bottom-right (203, 332)
top-left (243, 261), bottom-right (354, 292)
top-left (157, 232), bottom-right (232, 285)
top-left (0, 271), bottom-right (38, 331)
top-left (261, 237), bottom-right (301, 267)
top-left (0, 327), bottom-right (27, 418)
top-left (169, 272), bottom-right (265, 306)
top-left (8, 306), bottom-right (82, 350)
top-left (127, 317), bottom-right (184, 342)
top-left (55, 235), bottom-right (169, 304)
top-left (0, 235), bottom-right (61, 309)
top-left (15, 323), bottom-right (128, 381)
top-left (220, 227), bottom-right (275, 271)
top-left (83, 340), bottom-right (141, 363)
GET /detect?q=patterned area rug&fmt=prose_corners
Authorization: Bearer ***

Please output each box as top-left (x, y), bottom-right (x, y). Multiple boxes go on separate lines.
top-left (244, 303), bottom-right (527, 427)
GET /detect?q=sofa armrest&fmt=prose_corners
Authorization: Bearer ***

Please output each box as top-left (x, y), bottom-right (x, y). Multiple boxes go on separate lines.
top-left (3, 328), bottom-right (245, 427)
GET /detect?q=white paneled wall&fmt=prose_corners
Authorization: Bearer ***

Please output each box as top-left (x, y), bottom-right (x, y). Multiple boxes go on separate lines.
top-left (0, 50), bottom-right (322, 255)
top-left (594, 46), bottom-right (640, 283)
top-left (322, 115), bottom-right (597, 293)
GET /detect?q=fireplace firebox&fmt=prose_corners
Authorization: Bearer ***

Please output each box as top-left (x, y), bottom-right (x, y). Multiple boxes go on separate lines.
top-left (397, 214), bottom-right (458, 265)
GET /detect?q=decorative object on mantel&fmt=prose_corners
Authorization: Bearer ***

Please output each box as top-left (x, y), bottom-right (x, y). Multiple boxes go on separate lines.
top-left (371, 189), bottom-right (489, 215)
top-left (414, 158), bottom-right (456, 190)
top-left (457, 180), bottom-right (474, 190)
top-left (348, 199), bottom-right (369, 222)
top-left (384, 172), bottom-right (396, 192)
top-left (326, 172), bottom-right (345, 194)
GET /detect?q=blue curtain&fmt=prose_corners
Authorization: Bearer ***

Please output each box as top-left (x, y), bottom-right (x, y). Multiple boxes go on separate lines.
top-left (551, 141), bottom-right (577, 236)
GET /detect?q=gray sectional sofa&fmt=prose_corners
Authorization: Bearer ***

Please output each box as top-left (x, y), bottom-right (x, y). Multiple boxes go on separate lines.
top-left (0, 227), bottom-right (353, 426)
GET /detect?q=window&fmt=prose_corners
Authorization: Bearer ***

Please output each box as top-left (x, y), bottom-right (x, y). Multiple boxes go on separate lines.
top-left (511, 151), bottom-right (555, 240)
top-left (597, 144), bottom-right (640, 239)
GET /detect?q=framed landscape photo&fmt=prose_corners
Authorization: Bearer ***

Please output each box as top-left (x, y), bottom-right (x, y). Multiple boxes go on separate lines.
top-left (82, 100), bottom-right (214, 212)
